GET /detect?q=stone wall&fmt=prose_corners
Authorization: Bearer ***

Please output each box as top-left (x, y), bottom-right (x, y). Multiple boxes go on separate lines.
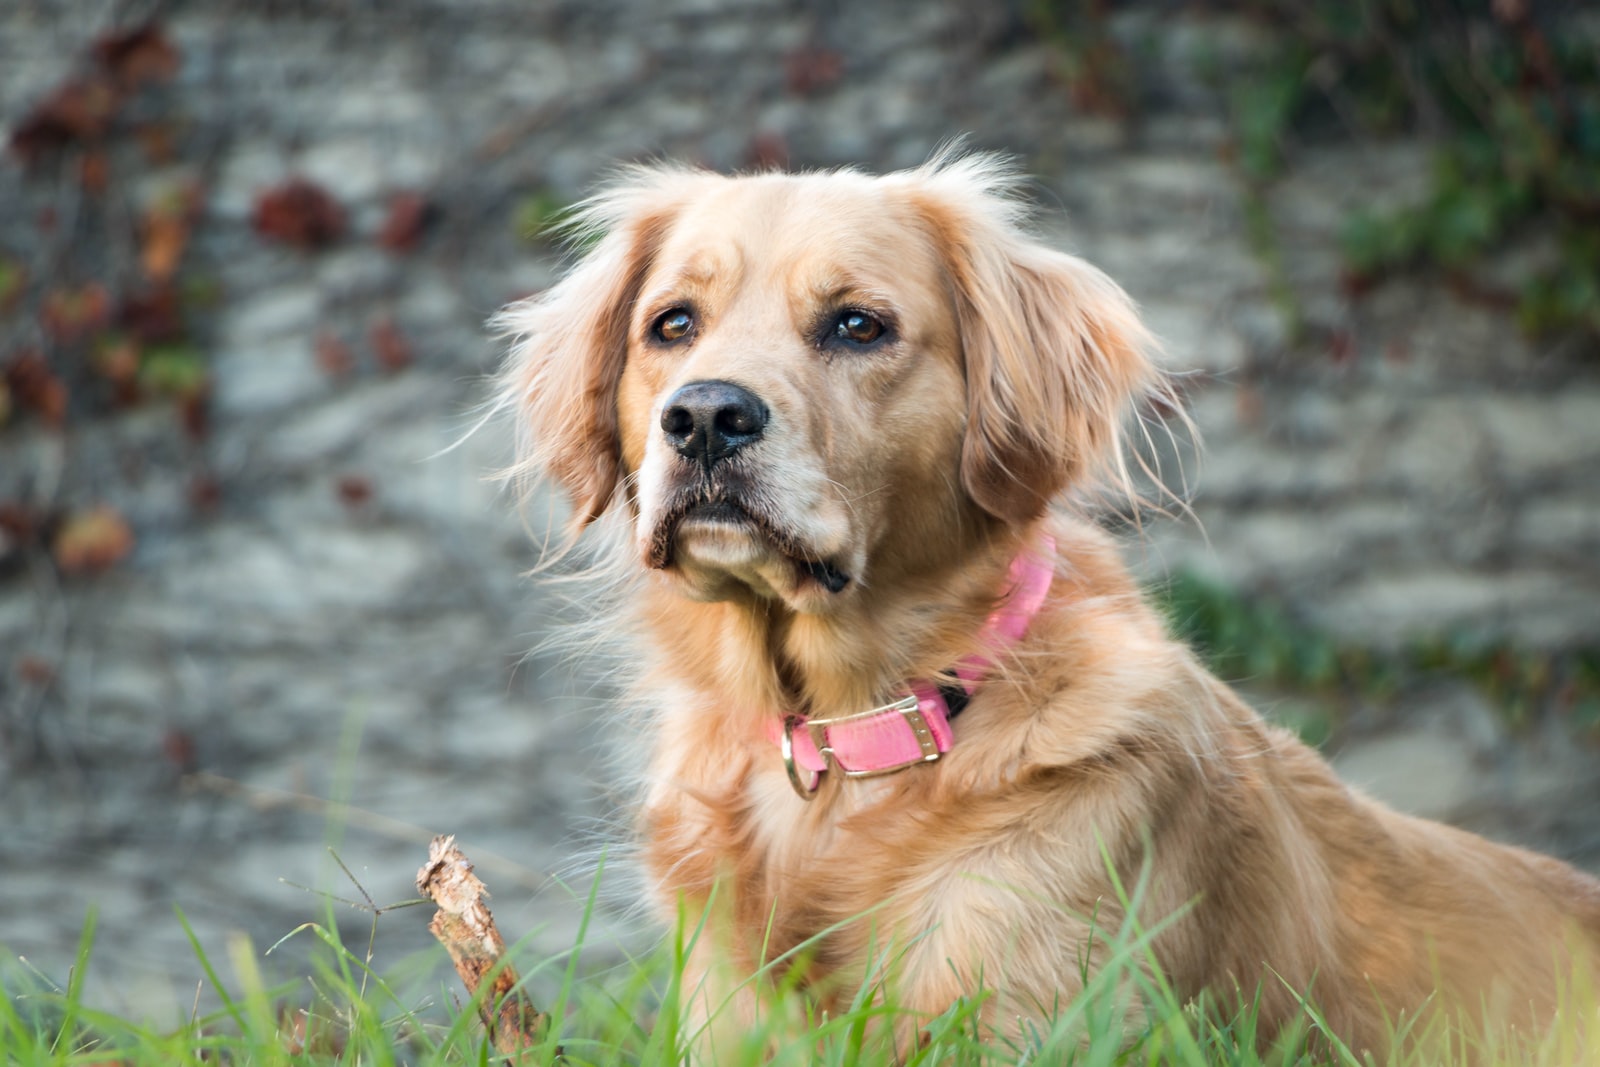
top-left (1135, 141), bottom-right (1600, 650)
top-left (0, 0), bottom-right (1595, 1014)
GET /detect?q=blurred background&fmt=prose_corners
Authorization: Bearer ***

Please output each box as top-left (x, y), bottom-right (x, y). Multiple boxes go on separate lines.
top-left (1, 0), bottom-right (1597, 1023)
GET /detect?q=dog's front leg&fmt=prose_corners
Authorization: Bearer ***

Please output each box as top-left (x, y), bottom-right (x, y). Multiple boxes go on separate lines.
top-left (676, 897), bottom-right (807, 1064)
top-left (679, 930), bottom-right (759, 1064)
top-left (877, 871), bottom-right (1140, 1054)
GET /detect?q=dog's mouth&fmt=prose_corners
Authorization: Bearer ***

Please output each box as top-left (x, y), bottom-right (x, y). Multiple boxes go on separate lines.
top-left (647, 490), bottom-right (852, 594)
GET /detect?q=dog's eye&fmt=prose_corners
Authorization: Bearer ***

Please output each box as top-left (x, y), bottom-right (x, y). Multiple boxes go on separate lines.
top-left (653, 308), bottom-right (694, 343)
top-left (834, 310), bottom-right (884, 345)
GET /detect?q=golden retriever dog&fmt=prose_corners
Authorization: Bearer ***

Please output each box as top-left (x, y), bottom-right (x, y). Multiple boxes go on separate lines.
top-left (496, 152), bottom-right (1600, 1059)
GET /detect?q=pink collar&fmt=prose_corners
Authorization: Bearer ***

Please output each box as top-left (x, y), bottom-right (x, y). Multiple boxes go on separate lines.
top-left (771, 535), bottom-right (1056, 799)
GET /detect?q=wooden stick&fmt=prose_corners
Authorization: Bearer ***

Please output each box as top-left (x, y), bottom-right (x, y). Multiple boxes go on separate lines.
top-left (416, 835), bottom-right (552, 1057)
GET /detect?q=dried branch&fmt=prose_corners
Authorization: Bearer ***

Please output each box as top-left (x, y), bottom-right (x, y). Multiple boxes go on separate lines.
top-left (416, 834), bottom-right (553, 1058)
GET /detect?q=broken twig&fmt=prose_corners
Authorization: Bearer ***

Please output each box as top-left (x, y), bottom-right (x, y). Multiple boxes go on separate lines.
top-left (417, 834), bottom-right (552, 1057)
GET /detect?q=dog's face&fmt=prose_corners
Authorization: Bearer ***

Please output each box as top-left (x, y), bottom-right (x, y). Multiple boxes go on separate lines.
top-left (500, 157), bottom-right (1158, 613)
top-left (615, 176), bottom-right (970, 609)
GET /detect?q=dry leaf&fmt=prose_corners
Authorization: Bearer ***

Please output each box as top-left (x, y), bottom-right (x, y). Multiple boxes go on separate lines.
top-left (252, 178), bottom-right (346, 250)
top-left (118, 285), bottom-right (184, 343)
top-left (53, 505), bottom-right (135, 574)
top-left (41, 282), bottom-right (111, 342)
top-left (4, 349), bottom-right (68, 425)
top-left (336, 474), bottom-right (373, 508)
top-left (94, 337), bottom-right (142, 384)
top-left (8, 77), bottom-right (119, 163)
top-left (140, 207), bottom-right (189, 281)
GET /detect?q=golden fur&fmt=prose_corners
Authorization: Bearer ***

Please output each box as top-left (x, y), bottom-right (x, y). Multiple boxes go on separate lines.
top-left (497, 154), bottom-right (1600, 1059)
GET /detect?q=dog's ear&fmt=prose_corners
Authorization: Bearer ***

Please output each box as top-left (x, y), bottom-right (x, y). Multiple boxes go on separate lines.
top-left (496, 174), bottom-right (691, 530)
top-left (908, 158), bottom-right (1161, 525)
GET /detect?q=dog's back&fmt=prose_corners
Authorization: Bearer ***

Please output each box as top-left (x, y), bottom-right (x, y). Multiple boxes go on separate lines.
top-left (1212, 706), bottom-right (1600, 1055)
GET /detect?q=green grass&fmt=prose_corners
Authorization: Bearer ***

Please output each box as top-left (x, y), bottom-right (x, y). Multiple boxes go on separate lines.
top-left (4, 862), bottom-right (1593, 1066)
top-left (2, 639), bottom-right (1592, 1066)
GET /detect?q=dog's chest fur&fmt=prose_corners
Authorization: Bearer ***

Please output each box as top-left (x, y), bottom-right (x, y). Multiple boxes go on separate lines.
top-left (631, 522), bottom-right (1600, 1046)
top-left (635, 522), bottom-right (1212, 981)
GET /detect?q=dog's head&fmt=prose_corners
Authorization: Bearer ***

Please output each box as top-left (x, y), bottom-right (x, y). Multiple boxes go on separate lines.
top-left (499, 154), bottom-right (1161, 611)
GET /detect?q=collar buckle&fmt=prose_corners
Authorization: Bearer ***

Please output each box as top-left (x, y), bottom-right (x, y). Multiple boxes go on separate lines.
top-left (781, 694), bottom-right (942, 801)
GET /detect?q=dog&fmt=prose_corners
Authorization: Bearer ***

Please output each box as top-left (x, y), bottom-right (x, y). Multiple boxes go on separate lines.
top-left (496, 152), bottom-right (1600, 1059)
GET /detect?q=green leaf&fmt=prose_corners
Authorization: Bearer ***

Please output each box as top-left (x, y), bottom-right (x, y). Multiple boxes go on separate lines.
top-left (0, 256), bottom-right (23, 305)
top-left (138, 344), bottom-right (208, 395)
top-left (1425, 184), bottom-right (1502, 266)
top-left (1229, 53), bottom-right (1310, 181)
top-left (515, 191), bottom-right (568, 243)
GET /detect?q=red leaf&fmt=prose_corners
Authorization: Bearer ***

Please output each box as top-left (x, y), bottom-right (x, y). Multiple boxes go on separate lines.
top-left (377, 192), bottom-right (433, 254)
top-left (41, 282), bottom-right (112, 342)
top-left (368, 316), bottom-right (412, 373)
top-left (4, 349), bottom-right (68, 425)
top-left (117, 285), bottom-right (184, 343)
top-left (93, 24), bottom-right (181, 88)
top-left (93, 337), bottom-right (142, 385)
top-left (8, 77), bottom-right (119, 163)
top-left (252, 178), bottom-right (346, 250)
top-left (336, 474), bottom-right (373, 508)
top-left (52, 505), bottom-right (135, 574)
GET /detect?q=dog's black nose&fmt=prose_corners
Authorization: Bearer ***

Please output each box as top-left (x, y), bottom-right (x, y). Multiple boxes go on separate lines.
top-left (660, 380), bottom-right (768, 468)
